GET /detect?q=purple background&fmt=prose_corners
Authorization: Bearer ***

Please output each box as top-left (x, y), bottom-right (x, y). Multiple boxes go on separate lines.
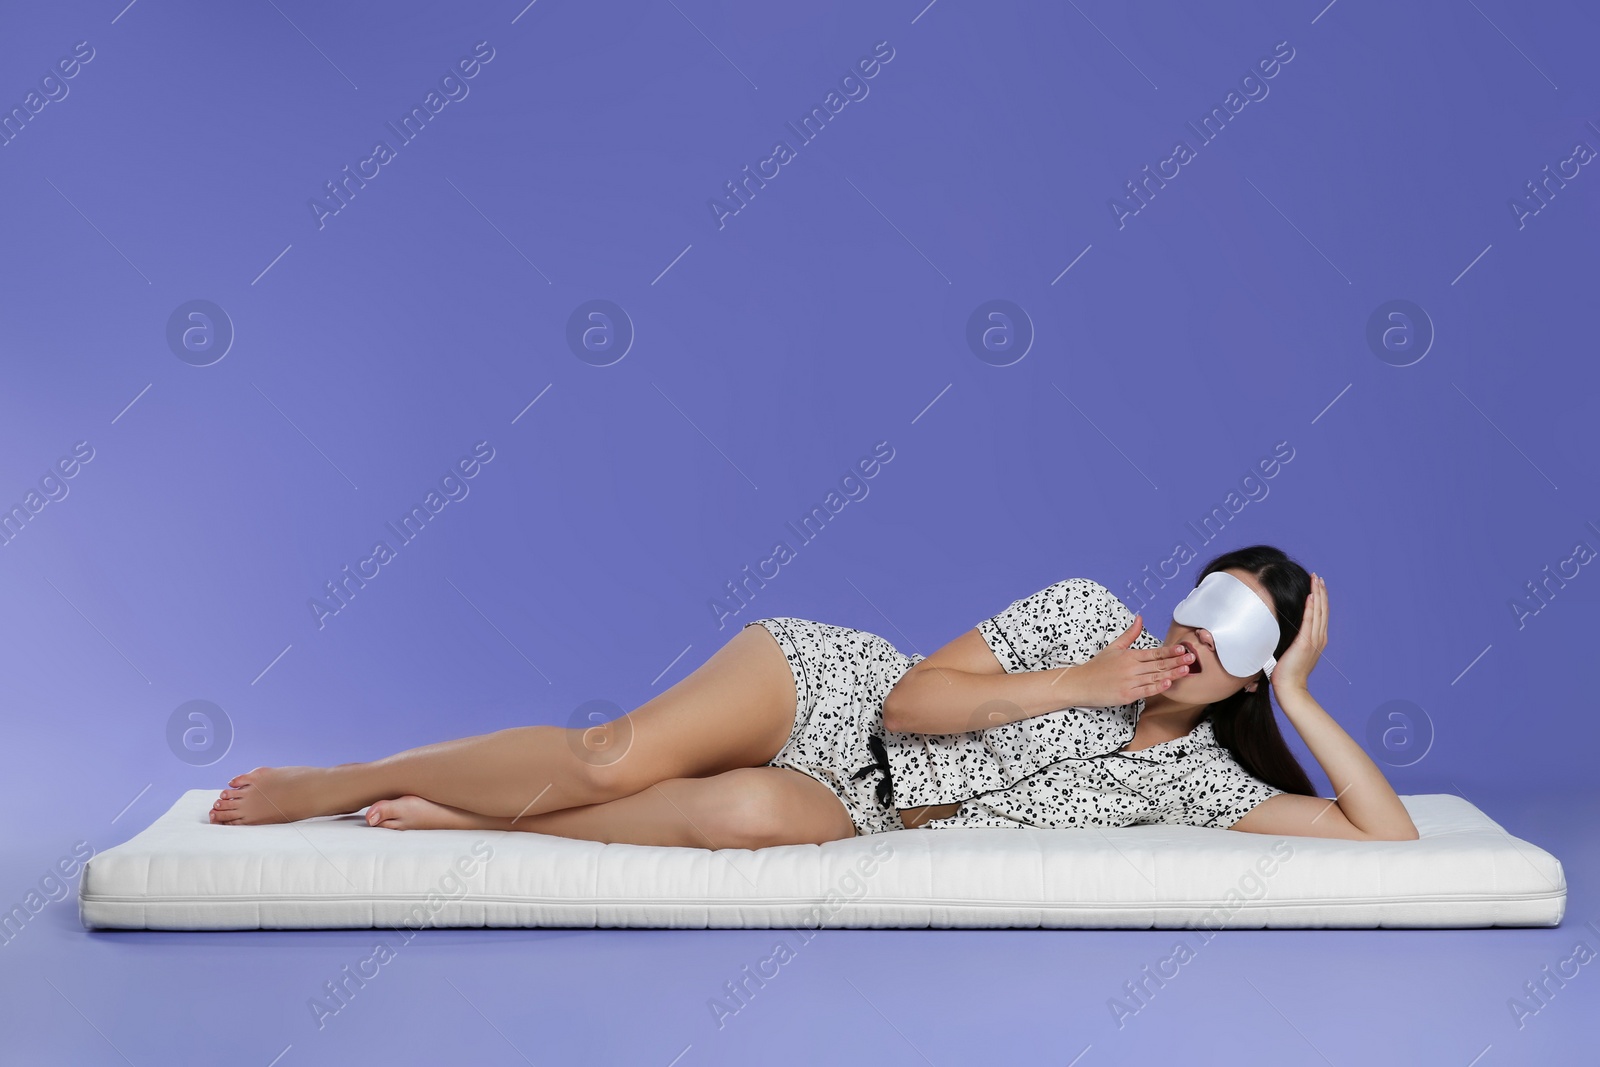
top-left (2, 0), bottom-right (1596, 1062)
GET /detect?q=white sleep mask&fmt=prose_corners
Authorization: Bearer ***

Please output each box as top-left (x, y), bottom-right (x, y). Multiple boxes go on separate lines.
top-left (1172, 571), bottom-right (1280, 679)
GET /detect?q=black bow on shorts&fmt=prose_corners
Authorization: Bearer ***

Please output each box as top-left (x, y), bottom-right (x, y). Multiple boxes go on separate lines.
top-left (850, 733), bottom-right (895, 810)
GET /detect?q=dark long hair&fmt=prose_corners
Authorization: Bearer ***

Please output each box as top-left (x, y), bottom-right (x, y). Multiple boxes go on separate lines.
top-left (1191, 545), bottom-right (1317, 797)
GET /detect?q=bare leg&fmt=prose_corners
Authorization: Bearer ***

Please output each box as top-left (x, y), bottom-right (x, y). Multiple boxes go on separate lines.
top-left (210, 624), bottom-right (798, 825)
top-left (898, 802), bottom-right (960, 828)
top-left (363, 766), bottom-right (857, 848)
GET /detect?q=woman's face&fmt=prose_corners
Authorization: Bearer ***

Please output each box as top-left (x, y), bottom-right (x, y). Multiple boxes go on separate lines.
top-left (1161, 568), bottom-right (1278, 701)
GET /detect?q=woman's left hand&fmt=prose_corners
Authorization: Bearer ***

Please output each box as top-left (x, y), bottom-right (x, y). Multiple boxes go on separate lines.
top-left (1271, 572), bottom-right (1326, 693)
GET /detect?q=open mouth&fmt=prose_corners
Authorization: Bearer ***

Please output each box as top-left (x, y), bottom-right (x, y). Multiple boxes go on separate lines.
top-left (1179, 641), bottom-right (1202, 674)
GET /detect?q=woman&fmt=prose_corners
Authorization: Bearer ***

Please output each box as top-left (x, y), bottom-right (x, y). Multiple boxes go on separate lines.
top-left (209, 544), bottom-right (1418, 843)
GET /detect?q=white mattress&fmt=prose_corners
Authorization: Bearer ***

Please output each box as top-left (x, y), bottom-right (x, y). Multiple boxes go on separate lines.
top-left (78, 790), bottom-right (1565, 930)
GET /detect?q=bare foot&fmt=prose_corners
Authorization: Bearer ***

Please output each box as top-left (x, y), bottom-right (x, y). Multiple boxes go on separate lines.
top-left (365, 795), bottom-right (496, 831)
top-left (209, 766), bottom-right (351, 825)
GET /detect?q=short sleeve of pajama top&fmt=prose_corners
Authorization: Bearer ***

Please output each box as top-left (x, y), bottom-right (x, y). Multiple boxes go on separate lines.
top-left (881, 576), bottom-right (1285, 830)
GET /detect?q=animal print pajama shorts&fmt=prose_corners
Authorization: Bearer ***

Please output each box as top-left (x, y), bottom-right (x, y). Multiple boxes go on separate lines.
top-left (743, 617), bottom-right (924, 836)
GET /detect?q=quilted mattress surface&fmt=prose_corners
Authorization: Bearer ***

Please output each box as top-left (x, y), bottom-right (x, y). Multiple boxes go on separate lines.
top-left (78, 790), bottom-right (1566, 930)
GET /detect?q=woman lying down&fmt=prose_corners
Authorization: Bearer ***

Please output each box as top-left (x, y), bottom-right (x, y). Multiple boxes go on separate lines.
top-left (209, 544), bottom-right (1418, 845)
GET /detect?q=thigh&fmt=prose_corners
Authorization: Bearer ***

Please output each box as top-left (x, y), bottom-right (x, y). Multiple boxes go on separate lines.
top-left (666, 766), bottom-right (856, 847)
top-left (525, 766), bottom-right (856, 848)
top-left (589, 623), bottom-right (799, 795)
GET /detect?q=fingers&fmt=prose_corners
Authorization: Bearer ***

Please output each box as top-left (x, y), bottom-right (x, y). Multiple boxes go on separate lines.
top-left (1290, 572), bottom-right (1327, 657)
top-left (1315, 573), bottom-right (1327, 645)
top-left (1134, 644), bottom-right (1193, 670)
top-left (1134, 676), bottom-right (1174, 698)
top-left (1132, 660), bottom-right (1190, 688)
top-left (1138, 661), bottom-right (1190, 685)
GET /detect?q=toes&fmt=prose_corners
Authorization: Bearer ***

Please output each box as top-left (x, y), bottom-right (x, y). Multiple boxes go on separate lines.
top-left (208, 795), bottom-right (247, 824)
top-left (366, 801), bottom-right (410, 830)
top-left (367, 804), bottom-right (404, 827)
top-left (228, 767), bottom-right (269, 789)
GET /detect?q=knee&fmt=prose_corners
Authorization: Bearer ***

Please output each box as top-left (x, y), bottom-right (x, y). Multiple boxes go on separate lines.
top-left (699, 770), bottom-right (793, 849)
top-left (561, 726), bottom-right (654, 803)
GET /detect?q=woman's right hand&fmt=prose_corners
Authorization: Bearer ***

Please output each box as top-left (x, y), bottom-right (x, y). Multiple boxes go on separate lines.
top-left (1050, 615), bottom-right (1192, 707)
